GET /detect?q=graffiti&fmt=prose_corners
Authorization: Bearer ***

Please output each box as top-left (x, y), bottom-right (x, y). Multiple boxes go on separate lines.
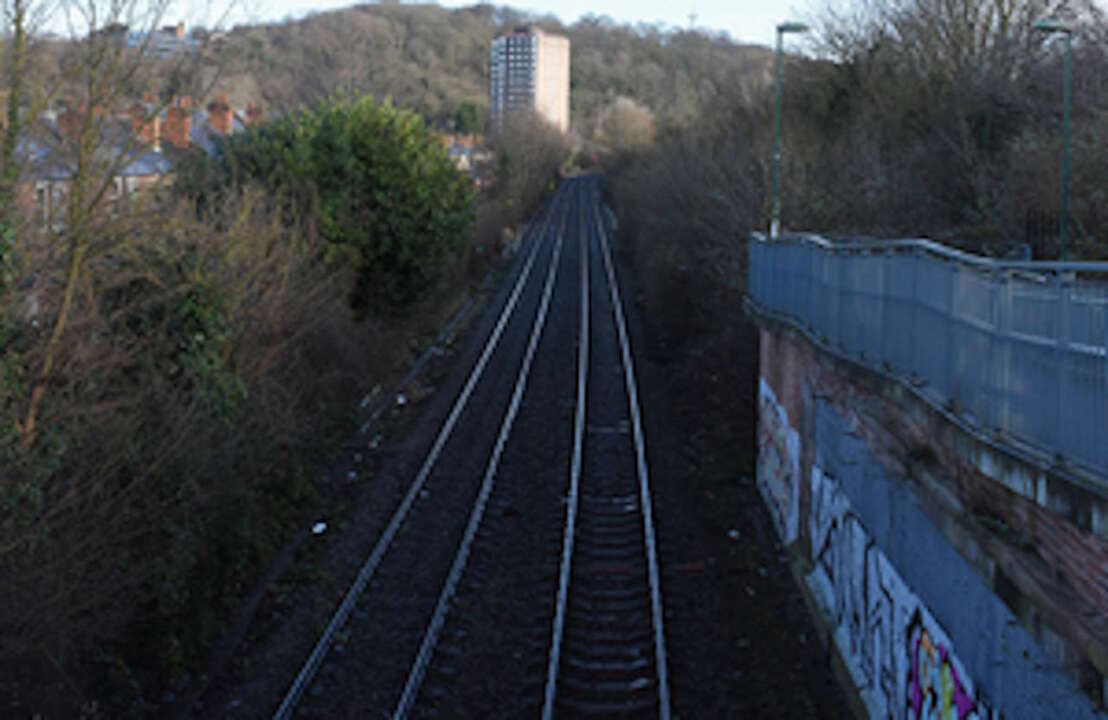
top-left (757, 378), bottom-right (800, 543)
top-left (807, 466), bottom-right (999, 720)
top-left (907, 611), bottom-right (979, 720)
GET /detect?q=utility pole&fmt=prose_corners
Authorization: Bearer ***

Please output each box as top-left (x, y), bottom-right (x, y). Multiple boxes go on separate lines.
top-left (771, 21), bottom-right (808, 240)
top-left (1034, 19), bottom-right (1074, 259)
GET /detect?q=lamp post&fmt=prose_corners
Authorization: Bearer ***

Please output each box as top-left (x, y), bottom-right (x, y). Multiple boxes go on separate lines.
top-left (1034, 18), bottom-right (1074, 258)
top-left (771, 21), bottom-right (809, 239)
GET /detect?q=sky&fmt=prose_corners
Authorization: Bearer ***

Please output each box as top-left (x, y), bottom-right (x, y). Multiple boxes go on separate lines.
top-left (218, 0), bottom-right (813, 47)
top-left (40, 0), bottom-right (1108, 45)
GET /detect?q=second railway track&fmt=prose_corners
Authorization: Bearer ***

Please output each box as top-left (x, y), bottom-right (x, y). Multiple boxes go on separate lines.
top-left (276, 176), bottom-right (669, 718)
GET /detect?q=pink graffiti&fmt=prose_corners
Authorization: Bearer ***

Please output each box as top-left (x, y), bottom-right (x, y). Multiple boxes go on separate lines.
top-left (908, 615), bottom-right (976, 720)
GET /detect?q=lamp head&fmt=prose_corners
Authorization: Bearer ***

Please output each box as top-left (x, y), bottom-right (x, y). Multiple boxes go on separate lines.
top-left (777, 21), bottom-right (810, 35)
top-left (1033, 18), bottom-right (1073, 34)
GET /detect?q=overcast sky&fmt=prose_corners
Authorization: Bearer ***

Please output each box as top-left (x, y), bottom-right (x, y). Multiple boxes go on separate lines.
top-left (45, 0), bottom-right (1105, 47)
top-left (215, 0), bottom-right (813, 47)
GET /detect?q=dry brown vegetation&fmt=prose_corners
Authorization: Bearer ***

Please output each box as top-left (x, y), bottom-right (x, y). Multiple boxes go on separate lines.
top-left (476, 110), bottom-right (570, 254)
top-left (614, 0), bottom-right (1108, 265)
top-left (0, 4), bottom-right (578, 713)
top-left (0, 3), bottom-right (484, 715)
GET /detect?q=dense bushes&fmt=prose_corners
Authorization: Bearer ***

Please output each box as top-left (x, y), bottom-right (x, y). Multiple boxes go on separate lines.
top-left (0, 92), bottom-right (476, 711)
top-left (0, 193), bottom-right (366, 704)
top-left (188, 96), bottom-right (474, 316)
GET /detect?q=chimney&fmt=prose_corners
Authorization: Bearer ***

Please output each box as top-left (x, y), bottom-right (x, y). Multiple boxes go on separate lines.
top-left (246, 101), bottom-right (263, 126)
top-left (57, 104), bottom-right (84, 143)
top-left (165, 106), bottom-right (191, 150)
top-left (208, 93), bottom-right (232, 136)
top-left (130, 102), bottom-right (161, 149)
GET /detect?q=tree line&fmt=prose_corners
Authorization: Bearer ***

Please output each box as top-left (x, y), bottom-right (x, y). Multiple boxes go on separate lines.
top-left (213, 3), bottom-right (774, 141)
top-left (613, 0), bottom-right (1108, 265)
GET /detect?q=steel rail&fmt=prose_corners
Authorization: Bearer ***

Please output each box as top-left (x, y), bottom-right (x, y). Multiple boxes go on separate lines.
top-left (391, 183), bottom-right (572, 719)
top-left (594, 186), bottom-right (672, 719)
top-left (541, 181), bottom-right (590, 720)
top-left (272, 187), bottom-right (566, 720)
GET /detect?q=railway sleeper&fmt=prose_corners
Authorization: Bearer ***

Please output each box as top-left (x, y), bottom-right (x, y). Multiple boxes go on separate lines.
top-left (554, 695), bottom-right (655, 717)
top-left (575, 545), bottom-right (645, 561)
top-left (555, 694), bottom-right (658, 718)
top-left (575, 523), bottom-right (643, 539)
top-left (570, 609), bottom-right (652, 628)
top-left (570, 594), bottom-right (649, 612)
top-left (569, 585), bottom-right (645, 602)
top-left (559, 642), bottom-right (649, 663)
top-left (580, 493), bottom-right (638, 505)
top-left (580, 507), bottom-right (642, 522)
top-left (564, 654), bottom-right (651, 675)
top-left (566, 624), bottom-right (654, 645)
top-left (576, 521), bottom-right (642, 534)
top-left (559, 673), bottom-right (656, 696)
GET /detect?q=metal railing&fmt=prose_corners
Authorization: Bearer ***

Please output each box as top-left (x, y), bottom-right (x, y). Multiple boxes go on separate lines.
top-left (748, 232), bottom-right (1108, 483)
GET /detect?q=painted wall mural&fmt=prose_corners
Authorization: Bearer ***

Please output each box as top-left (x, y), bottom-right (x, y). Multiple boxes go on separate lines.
top-left (807, 465), bottom-right (1000, 720)
top-left (757, 378), bottom-right (800, 543)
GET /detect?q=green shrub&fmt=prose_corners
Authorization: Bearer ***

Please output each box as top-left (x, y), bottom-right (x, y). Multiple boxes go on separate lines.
top-left (215, 95), bottom-right (475, 316)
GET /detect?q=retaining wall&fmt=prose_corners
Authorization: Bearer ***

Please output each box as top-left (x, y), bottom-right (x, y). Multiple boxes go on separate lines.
top-left (751, 312), bottom-right (1108, 720)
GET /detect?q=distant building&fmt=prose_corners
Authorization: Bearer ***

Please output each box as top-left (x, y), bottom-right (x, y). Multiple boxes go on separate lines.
top-left (96, 21), bottom-right (200, 59)
top-left (489, 26), bottom-right (570, 133)
top-left (18, 112), bottom-right (172, 233)
top-left (16, 93), bottom-right (262, 232)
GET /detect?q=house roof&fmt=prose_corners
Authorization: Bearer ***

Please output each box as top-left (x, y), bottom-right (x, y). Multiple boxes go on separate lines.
top-left (19, 101), bottom-right (253, 181)
top-left (19, 117), bottom-right (173, 181)
top-left (121, 150), bottom-right (173, 177)
top-left (188, 110), bottom-right (245, 157)
top-left (18, 137), bottom-right (72, 181)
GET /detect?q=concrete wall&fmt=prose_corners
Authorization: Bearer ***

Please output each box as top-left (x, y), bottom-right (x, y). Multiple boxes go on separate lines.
top-left (753, 317), bottom-right (1108, 720)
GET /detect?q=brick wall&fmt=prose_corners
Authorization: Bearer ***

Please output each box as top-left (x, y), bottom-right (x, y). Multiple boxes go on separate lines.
top-left (756, 315), bottom-right (1108, 715)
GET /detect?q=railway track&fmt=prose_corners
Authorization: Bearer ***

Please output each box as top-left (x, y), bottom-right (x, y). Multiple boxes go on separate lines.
top-left (541, 179), bottom-right (669, 718)
top-left (274, 177), bottom-right (669, 718)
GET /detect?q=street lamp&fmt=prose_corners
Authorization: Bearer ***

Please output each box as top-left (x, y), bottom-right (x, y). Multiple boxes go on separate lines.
top-left (1034, 18), bottom-right (1074, 258)
top-left (771, 21), bottom-right (809, 239)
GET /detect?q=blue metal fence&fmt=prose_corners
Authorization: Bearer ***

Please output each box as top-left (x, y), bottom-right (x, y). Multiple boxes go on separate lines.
top-left (748, 232), bottom-right (1108, 482)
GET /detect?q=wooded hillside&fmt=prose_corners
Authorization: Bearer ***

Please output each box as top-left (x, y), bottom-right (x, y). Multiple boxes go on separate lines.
top-left (212, 3), bottom-right (775, 138)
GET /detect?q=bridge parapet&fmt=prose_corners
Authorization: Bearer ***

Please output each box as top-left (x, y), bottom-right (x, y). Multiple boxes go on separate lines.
top-left (746, 233), bottom-right (1108, 719)
top-left (749, 232), bottom-right (1108, 484)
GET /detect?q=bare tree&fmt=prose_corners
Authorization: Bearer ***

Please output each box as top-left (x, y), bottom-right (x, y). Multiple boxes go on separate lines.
top-left (595, 95), bottom-right (656, 155)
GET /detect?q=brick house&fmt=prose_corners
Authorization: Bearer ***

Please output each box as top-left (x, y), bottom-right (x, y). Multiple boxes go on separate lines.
top-left (18, 94), bottom-right (259, 231)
